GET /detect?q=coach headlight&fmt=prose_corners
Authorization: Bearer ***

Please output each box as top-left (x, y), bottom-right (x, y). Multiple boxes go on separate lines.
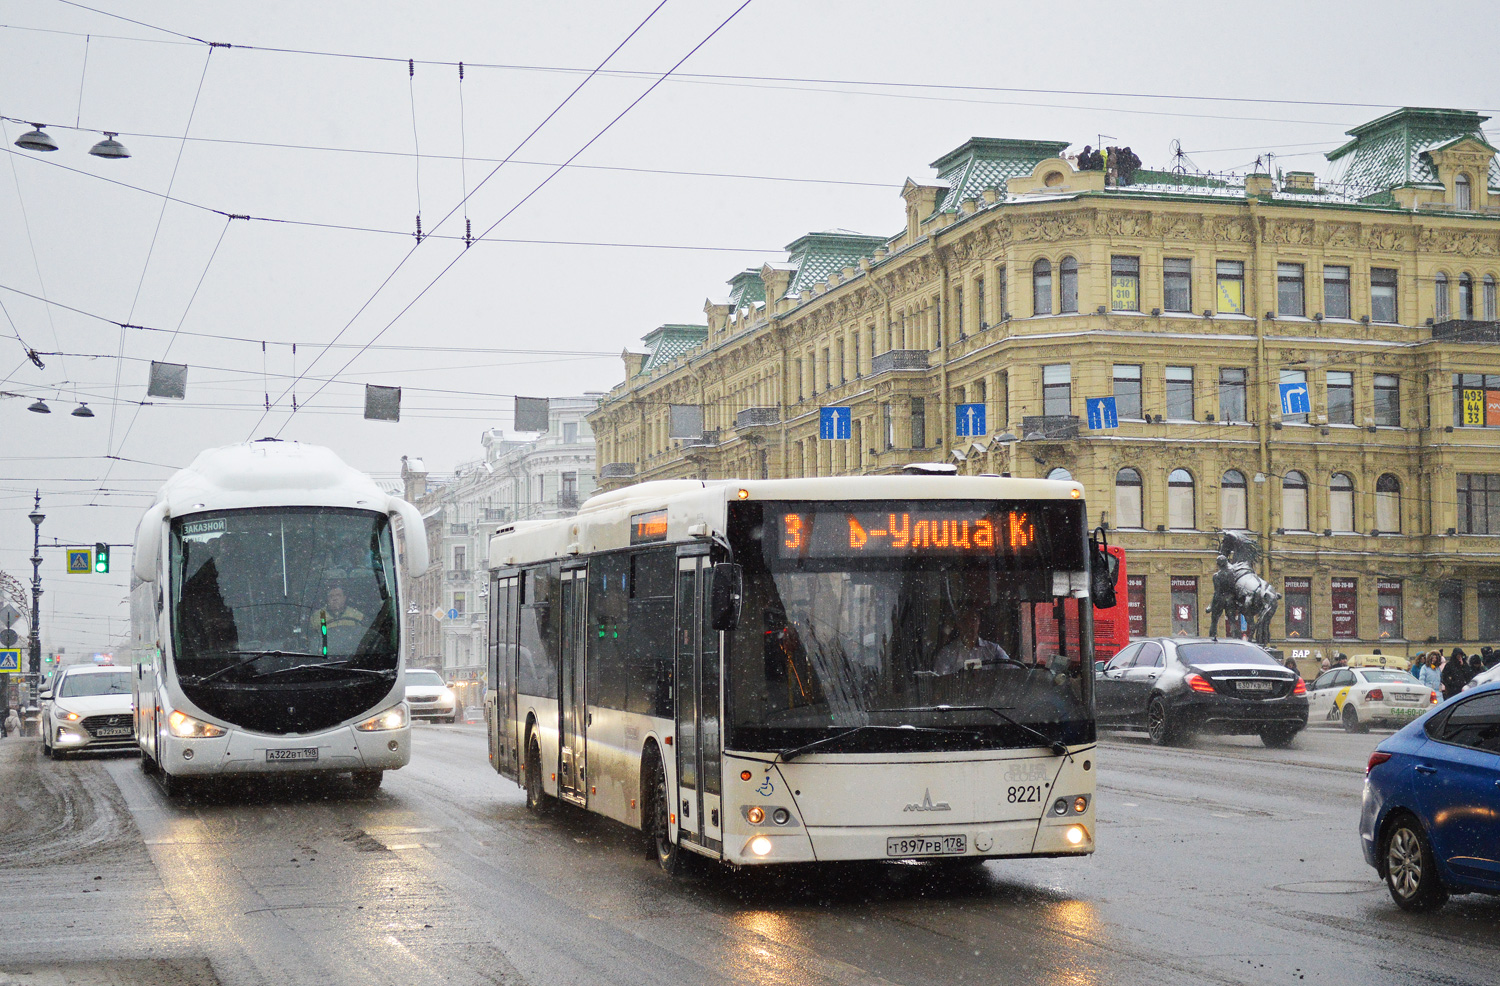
top-left (167, 710), bottom-right (225, 738)
top-left (356, 704), bottom-right (409, 732)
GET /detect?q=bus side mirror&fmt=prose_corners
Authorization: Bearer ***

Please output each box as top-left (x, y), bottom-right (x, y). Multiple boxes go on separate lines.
top-left (710, 563), bottom-right (743, 631)
top-left (133, 502), bottom-right (167, 583)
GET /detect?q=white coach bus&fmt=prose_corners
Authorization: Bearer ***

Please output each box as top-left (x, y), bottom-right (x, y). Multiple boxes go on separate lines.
top-left (484, 476), bottom-right (1100, 872)
top-left (129, 440), bottom-right (429, 794)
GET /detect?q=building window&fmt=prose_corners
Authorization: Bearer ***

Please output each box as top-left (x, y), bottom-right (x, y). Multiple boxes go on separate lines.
top-left (1127, 575), bottom-right (1147, 638)
top-left (954, 287), bottom-right (965, 340)
top-left (1165, 366), bottom-right (1194, 420)
top-left (1113, 364), bottom-right (1142, 420)
top-left (1059, 256), bottom-right (1078, 313)
top-left (1277, 262), bottom-right (1305, 317)
top-left (1452, 373), bottom-right (1500, 427)
top-left (1323, 264), bottom-right (1351, 319)
top-left (1331, 578), bottom-right (1358, 640)
top-left (1373, 374), bottom-right (1400, 427)
top-left (1377, 579), bottom-right (1403, 639)
top-left (453, 591), bottom-right (466, 617)
top-left (1033, 259), bottom-right (1052, 315)
top-left (1170, 576), bottom-right (1199, 636)
top-left (1370, 267), bottom-right (1398, 323)
top-left (1043, 364), bottom-right (1071, 416)
top-left (563, 421), bottom-right (578, 444)
top-left (910, 397), bottom-right (926, 448)
top-left (1458, 473), bottom-right (1500, 533)
top-left (1047, 467), bottom-right (1074, 481)
top-left (1329, 473), bottom-right (1355, 533)
top-left (883, 402), bottom-right (894, 450)
top-left (1167, 469), bottom-right (1195, 529)
top-left (1455, 172), bottom-right (1472, 211)
top-left (453, 545), bottom-right (467, 571)
top-left (1375, 474), bottom-right (1400, 533)
top-left (1282, 471), bottom-right (1309, 531)
top-left (561, 471), bottom-right (577, 496)
top-left (1439, 581), bottom-right (1463, 640)
top-left (1482, 582), bottom-right (1500, 639)
top-left (1280, 368), bottom-right (1308, 424)
top-left (1435, 272), bottom-right (1450, 321)
top-left (1219, 368), bottom-right (1247, 422)
top-left (1326, 371), bottom-right (1354, 424)
top-left (1459, 272), bottom-right (1475, 320)
top-left (1220, 470), bottom-right (1247, 529)
top-left (1216, 260), bottom-right (1245, 314)
top-left (975, 277), bottom-right (985, 328)
top-left (1115, 468), bottom-right (1143, 528)
top-left (1111, 256), bottom-right (1140, 311)
top-left (1163, 258), bottom-right (1192, 312)
top-left (996, 266), bottom-right (1007, 318)
top-left (1285, 577), bottom-right (1312, 638)
top-left (1484, 274), bottom-right (1498, 320)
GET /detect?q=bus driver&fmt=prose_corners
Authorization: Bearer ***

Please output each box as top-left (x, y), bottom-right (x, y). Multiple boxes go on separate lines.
top-left (313, 585), bottom-right (365, 653)
top-left (933, 609), bottom-right (1011, 674)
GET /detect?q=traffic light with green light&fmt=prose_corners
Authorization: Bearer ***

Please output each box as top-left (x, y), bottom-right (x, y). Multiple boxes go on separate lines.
top-left (93, 542), bottom-right (110, 573)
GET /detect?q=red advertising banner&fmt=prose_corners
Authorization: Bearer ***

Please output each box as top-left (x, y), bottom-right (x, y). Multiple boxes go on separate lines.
top-left (1332, 577), bottom-right (1358, 640)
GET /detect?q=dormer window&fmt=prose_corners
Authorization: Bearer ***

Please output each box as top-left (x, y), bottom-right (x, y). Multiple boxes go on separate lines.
top-left (1455, 173), bottom-right (1472, 210)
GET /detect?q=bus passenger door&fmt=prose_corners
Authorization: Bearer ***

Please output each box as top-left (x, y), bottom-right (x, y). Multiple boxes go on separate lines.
top-left (489, 574), bottom-right (521, 781)
top-left (558, 568), bottom-right (588, 805)
top-left (675, 554), bottom-right (723, 852)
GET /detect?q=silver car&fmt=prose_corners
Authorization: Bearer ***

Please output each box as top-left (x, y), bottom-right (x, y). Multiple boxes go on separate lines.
top-left (42, 665), bottom-right (137, 757)
top-left (404, 668), bottom-right (457, 723)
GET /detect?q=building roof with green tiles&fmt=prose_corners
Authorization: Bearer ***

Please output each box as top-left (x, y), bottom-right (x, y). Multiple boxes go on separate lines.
top-left (784, 230), bottom-right (889, 297)
top-left (1325, 107), bottom-right (1500, 193)
top-left (726, 269), bottom-right (765, 309)
top-left (638, 324), bottom-right (708, 374)
top-left (930, 137), bottom-right (1071, 213)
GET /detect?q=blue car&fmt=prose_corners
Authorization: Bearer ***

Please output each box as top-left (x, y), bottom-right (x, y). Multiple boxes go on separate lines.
top-left (1361, 680), bottom-right (1500, 911)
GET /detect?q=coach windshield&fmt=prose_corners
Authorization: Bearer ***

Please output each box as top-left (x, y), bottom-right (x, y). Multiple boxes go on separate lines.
top-left (724, 500), bottom-right (1095, 754)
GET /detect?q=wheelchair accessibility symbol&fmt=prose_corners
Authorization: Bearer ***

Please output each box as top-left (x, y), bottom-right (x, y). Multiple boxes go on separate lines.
top-left (757, 776), bottom-right (775, 797)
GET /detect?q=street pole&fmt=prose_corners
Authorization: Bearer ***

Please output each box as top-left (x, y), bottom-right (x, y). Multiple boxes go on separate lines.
top-left (27, 491), bottom-right (44, 714)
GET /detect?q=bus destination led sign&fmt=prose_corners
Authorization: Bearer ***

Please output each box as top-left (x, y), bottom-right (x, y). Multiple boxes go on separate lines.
top-left (778, 508), bottom-right (1038, 559)
top-left (629, 508), bottom-right (669, 544)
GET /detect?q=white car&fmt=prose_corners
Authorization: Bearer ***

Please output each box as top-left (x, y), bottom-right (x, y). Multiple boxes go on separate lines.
top-left (41, 665), bottom-right (137, 757)
top-left (1306, 666), bottom-right (1438, 732)
top-left (404, 668), bottom-right (457, 723)
top-left (1462, 663), bottom-right (1500, 692)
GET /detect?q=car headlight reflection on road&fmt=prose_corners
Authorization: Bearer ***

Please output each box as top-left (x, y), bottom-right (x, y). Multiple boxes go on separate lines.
top-left (167, 710), bottom-right (226, 738)
top-left (356, 704), bottom-right (409, 732)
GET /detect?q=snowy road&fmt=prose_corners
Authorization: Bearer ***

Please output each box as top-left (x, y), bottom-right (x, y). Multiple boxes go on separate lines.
top-left (1, 723), bottom-right (1495, 986)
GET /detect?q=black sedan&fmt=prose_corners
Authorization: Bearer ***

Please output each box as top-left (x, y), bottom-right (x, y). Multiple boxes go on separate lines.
top-left (1095, 637), bottom-right (1308, 747)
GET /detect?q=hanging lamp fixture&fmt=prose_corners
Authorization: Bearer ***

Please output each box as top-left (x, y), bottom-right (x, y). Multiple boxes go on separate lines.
top-left (14, 124), bottom-right (58, 152)
top-left (71, 403), bottom-right (95, 417)
top-left (27, 398), bottom-right (51, 413)
top-left (88, 132), bottom-right (130, 159)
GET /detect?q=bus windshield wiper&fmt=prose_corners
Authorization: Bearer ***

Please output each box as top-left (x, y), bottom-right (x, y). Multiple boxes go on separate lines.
top-left (186, 650), bottom-right (319, 684)
top-left (917, 704), bottom-right (1071, 756)
top-left (256, 660), bottom-right (395, 679)
top-left (776, 723), bottom-right (958, 762)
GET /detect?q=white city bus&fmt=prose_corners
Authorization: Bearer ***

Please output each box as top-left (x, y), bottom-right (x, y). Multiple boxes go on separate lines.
top-left (484, 476), bottom-right (1099, 872)
top-left (129, 440), bottom-right (429, 794)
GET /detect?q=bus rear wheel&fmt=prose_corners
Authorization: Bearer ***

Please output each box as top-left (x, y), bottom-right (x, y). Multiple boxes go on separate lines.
top-left (645, 753), bottom-right (685, 876)
top-left (525, 736), bottom-right (552, 813)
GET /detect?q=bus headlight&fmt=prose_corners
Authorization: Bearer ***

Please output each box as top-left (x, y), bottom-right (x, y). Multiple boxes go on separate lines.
top-left (167, 710), bottom-right (225, 738)
top-left (748, 836), bottom-right (773, 857)
top-left (357, 704), bottom-right (409, 732)
top-left (1066, 825), bottom-right (1087, 845)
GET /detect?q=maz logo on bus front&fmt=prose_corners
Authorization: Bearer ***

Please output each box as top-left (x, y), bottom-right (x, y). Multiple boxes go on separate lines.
top-left (903, 788), bottom-right (952, 812)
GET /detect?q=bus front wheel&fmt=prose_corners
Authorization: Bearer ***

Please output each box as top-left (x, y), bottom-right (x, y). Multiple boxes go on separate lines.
top-left (525, 735), bottom-right (552, 814)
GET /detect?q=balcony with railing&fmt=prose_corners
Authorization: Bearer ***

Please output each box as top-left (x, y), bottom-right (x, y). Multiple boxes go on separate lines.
top-left (600, 462), bottom-right (636, 479)
top-left (735, 406), bottom-right (780, 429)
top-left (448, 523), bottom-right (470, 536)
top-left (1021, 414), bottom-right (1081, 440)
top-left (682, 429), bottom-right (721, 448)
top-left (446, 569), bottom-right (472, 582)
top-left (557, 491), bottom-right (580, 512)
top-left (870, 349), bottom-right (930, 375)
top-left (1433, 318), bottom-right (1500, 343)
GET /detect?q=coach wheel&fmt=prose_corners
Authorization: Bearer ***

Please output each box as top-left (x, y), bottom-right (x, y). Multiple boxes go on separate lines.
top-left (646, 753), bottom-right (685, 876)
top-left (525, 735), bottom-right (552, 813)
top-left (1384, 815), bottom-right (1448, 912)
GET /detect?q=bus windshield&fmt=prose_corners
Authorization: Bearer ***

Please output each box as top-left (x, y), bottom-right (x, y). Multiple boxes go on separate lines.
top-left (170, 507), bottom-right (399, 679)
top-left (726, 499), bottom-right (1093, 754)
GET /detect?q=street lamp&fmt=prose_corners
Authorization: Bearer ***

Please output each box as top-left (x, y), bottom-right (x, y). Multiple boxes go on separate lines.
top-left (14, 125), bottom-right (58, 152)
top-left (27, 493), bottom-right (44, 712)
top-left (88, 133), bottom-right (130, 159)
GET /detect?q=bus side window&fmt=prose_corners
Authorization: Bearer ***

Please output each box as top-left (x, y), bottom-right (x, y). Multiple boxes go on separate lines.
top-left (627, 549), bottom-right (675, 718)
top-left (587, 555), bottom-right (630, 711)
top-left (518, 564), bottom-right (560, 699)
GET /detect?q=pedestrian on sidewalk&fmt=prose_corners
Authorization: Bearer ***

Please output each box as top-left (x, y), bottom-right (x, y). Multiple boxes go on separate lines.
top-left (1419, 653), bottom-right (1442, 692)
top-left (1442, 648), bottom-right (1471, 698)
top-left (3, 706), bottom-right (17, 738)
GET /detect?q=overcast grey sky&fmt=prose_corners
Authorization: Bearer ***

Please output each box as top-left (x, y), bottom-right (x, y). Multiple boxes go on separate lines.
top-left (2, 0), bottom-right (1496, 655)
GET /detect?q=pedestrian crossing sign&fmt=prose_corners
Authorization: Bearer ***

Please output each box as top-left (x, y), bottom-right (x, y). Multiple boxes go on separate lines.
top-left (0, 649), bottom-right (20, 673)
top-left (67, 548), bottom-right (94, 575)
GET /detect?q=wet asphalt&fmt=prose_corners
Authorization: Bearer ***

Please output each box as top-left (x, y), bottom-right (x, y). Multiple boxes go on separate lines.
top-left (1, 722), bottom-right (1495, 986)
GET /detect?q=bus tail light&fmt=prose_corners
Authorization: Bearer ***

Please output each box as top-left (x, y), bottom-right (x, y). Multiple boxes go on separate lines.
top-left (1186, 674), bottom-right (1215, 694)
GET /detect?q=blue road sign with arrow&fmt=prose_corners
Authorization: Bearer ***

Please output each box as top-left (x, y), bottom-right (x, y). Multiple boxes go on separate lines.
top-left (819, 406), bottom-right (851, 440)
top-left (1279, 381), bottom-right (1311, 415)
top-left (954, 402), bottom-right (986, 437)
top-left (1086, 396), bottom-right (1119, 430)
